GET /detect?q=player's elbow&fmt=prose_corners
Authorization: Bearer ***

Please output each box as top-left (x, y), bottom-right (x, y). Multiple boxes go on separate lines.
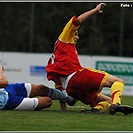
top-left (4, 80), bottom-right (9, 86)
top-left (0, 77), bottom-right (9, 87)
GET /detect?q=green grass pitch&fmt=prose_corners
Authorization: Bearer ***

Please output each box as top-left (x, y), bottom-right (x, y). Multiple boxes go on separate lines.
top-left (0, 95), bottom-right (133, 131)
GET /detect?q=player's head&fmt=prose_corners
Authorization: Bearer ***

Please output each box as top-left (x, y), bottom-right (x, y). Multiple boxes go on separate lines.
top-left (74, 30), bottom-right (79, 44)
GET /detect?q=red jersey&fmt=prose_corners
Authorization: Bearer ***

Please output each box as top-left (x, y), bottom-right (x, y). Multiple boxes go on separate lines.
top-left (46, 16), bottom-right (82, 84)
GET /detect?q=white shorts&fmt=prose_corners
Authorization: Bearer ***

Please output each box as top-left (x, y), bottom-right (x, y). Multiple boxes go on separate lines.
top-left (60, 72), bottom-right (76, 90)
top-left (14, 83), bottom-right (39, 111)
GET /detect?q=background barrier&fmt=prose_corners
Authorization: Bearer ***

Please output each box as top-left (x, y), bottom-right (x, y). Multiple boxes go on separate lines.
top-left (1, 52), bottom-right (132, 96)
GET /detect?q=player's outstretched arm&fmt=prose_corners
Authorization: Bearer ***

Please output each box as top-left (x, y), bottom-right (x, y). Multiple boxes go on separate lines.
top-left (0, 67), bottom-right (9, 88)
top-left (77, 3), bottom-right (106, 24)
top-left (59, 100), bottom-right (67, 111)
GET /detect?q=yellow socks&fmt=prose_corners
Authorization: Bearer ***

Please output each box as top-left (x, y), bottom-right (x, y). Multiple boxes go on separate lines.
top-left (94, 81), bottom-right (124, 113)
top-left (110, 81), bottom-right (124, 105)
top-left (94, 101), bottom-right (110, 112)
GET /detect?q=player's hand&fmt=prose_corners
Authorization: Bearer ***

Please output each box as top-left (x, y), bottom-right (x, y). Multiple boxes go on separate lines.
top-left (96, 3), bottom-right (106, 13)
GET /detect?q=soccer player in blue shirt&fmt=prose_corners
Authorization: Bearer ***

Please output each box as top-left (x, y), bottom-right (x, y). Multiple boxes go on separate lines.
top-left (0, 66), bottom-right (73, 110)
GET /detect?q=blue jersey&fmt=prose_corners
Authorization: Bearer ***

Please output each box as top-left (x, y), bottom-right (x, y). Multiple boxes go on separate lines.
top-left (0, 83), bottom-right (27, 110)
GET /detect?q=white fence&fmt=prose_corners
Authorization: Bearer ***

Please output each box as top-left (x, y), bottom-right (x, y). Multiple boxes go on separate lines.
top-left (0, 52), bottom-right (133, 96)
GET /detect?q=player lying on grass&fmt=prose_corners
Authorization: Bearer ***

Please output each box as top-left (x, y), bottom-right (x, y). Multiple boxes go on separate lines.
top-left (0, 66), bottom-right (73, 110)
top-left (46, 3), bottom-right (133, 115)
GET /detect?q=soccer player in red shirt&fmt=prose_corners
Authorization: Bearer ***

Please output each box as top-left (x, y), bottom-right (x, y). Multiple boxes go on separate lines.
top-left (46, 3), bottom-right (133, 115)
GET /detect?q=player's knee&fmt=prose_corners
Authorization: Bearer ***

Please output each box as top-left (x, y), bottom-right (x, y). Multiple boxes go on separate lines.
top-left (116, 77), bottom-right (124, 84)
top-left (35, 97), bottom-right (52, 110)
top-left (45, 97), bottom-right (52, 108)
top-left (41, 97), bottom-right (52, 108)
top-left (106, 75), bottom-right (125, 86)
top-left (120, 79), bottom-right (124, 84)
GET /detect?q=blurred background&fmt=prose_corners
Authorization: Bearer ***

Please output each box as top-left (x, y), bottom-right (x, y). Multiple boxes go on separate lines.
top-left (0, 2), bottom-right (133, 57)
